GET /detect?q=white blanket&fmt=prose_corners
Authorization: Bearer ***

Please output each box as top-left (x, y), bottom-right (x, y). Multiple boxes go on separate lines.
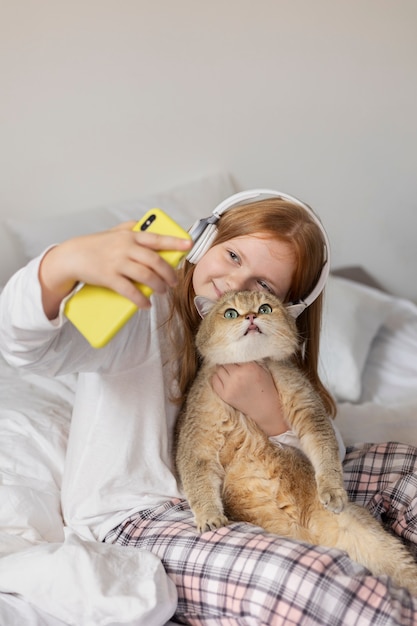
top-left (0, 355), bottom-right (177, 625)
top-left (0, 532), bottom-right (177, 626)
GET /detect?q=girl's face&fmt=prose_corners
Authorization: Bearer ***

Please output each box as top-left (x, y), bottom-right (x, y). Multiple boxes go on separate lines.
top-left (192, 233), bottom-right (296, 302)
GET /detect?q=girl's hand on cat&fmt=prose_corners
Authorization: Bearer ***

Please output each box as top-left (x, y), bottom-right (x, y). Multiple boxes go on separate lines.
top-left (211, 362), bottom-right (289, 437)
top-left (39, 221), bottom-right (192, 319)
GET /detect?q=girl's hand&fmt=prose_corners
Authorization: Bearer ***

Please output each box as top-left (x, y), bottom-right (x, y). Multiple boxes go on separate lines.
top-left (39, 221), bottom-right (192, 320)
top-left (211, 362), bottom-right (288, 437)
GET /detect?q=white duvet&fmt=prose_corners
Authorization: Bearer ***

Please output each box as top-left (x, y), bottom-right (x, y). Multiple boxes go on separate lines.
top-left (0, 357), bottom-right (177, 625)
top-left (0, 275), bottom-right (417, 625)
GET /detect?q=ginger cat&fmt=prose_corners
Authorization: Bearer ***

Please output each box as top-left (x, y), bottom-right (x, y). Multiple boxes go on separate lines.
top-left (174, 290), bottom-right (417, 595)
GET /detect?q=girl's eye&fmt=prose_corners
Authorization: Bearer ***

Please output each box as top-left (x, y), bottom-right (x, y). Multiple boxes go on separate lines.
top-left (228, 250), bottom-right (240, 263)
top-left (224, 308), bottom-right (239, 319)
top-left (258, 304), bottom-right (273, 315)
top-left (257, 280), bottom-right (274, 294)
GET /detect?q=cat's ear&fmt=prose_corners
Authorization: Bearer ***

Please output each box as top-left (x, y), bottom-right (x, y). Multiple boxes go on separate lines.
top-left (194, 296), bottom-right (216, 318)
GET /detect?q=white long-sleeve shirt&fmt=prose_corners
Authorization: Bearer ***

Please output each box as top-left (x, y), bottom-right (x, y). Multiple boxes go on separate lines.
top-left (0, 254), bottom-right (345, 541)
top-left (0, 255), bottom-right (183, 540)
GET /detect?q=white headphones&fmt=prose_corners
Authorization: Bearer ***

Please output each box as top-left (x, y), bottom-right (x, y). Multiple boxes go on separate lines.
top-left (186, 189), bottom-right (330, 318)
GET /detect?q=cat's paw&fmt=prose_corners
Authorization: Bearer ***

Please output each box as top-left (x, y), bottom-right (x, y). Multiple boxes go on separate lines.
top-left (194, 508), bottom-right (229, 533)
top-left (317, 476), bottom-right (348, 513)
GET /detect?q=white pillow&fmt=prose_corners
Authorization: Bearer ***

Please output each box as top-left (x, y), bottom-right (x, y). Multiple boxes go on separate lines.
top-left (360, 297), bottom-right (417, 404)
top-left (4, 171), bottom-right (236, 262)
top-left (319, 275), bottom-right (395, 402)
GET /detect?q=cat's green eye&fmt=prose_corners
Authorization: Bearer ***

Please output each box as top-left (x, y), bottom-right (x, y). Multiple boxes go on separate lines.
top-left (224, 308), bottom-right (239, 319)
top-left (258, 304), bottom-right (273, 315)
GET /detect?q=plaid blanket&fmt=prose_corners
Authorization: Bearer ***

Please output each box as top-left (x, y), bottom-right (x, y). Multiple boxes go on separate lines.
top-left (106, 442), bottom-right (417, 625)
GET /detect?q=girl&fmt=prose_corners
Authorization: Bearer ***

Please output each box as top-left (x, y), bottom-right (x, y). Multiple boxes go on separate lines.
top-left (1, 190), bottom-right (417, 625)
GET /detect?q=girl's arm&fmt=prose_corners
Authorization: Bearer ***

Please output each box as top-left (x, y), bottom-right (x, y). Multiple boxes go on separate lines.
top-left (211, 362), bottom-right (288, 437)
top-left (212, 362), bottom-right (346, 460)
top-left (0, 222), bottom-right (192, 374)
top-left (39, 221), bottom-right (192, 319)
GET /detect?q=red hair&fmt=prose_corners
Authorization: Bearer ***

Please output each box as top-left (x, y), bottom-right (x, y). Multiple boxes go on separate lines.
top-left (169, 198), bottom-right (335, 416)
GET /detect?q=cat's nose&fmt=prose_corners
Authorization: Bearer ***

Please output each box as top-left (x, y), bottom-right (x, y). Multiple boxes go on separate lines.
top-left (246, 313), bottom-right (257, 323)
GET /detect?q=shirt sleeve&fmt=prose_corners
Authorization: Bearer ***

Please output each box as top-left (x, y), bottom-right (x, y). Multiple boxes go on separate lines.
top-left (0, 253), bottom-right (103, 375)
top-left (0, 251), bottom-right (162, 377)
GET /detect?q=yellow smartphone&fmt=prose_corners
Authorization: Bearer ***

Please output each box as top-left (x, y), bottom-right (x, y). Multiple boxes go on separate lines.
top-left (64, 208), bottom-right (192, 348)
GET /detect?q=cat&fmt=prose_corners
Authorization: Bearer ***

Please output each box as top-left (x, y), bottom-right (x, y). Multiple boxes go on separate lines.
top-left (174, 289), bottom-right (417, 595)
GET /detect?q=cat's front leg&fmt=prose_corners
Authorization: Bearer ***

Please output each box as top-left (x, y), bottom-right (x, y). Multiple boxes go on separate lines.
top-left (175, 372), bottom-right (231, 533)
top-left (182, 459), bottom-right (229, 533)
top-left (175, 417), bottom-right (229, 532)
top-left (275, 364), bottom-right (348, 513)
top-left (315, 467), bottom-right (347, 513)
top-left (194, 504), bottom-right (229, 533)
top-left (297, 427), bottom-right (347, 513)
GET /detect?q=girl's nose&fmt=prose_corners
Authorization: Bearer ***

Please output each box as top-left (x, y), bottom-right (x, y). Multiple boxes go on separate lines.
top-left (226, 271), bottom-right (249, 292)
top-left (226, 278), bottom-right (241, 292)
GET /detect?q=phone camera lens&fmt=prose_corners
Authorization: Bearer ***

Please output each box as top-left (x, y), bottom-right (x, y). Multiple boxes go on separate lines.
top-left (141, 214), bottom-right (156, 231)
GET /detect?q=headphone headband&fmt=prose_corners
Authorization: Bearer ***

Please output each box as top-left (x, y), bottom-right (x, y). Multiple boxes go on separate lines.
top-left (186, 189), bottom-right (330, 318)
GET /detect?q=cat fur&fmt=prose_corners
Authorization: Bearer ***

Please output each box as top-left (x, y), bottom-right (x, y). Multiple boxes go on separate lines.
top-left (174, 290), bottom-right (417, 595)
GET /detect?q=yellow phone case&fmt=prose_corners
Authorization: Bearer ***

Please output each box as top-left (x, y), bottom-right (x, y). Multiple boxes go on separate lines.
top-left (64, 208), bottom-right (192, 348)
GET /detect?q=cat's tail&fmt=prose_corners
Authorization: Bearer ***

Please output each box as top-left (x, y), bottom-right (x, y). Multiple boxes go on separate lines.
top-left (313, 503), bottom-right (417, 596)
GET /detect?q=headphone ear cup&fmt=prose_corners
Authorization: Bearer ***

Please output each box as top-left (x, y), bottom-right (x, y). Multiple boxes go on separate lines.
top-left (285, 302), bottom-right (307, 319)
top-left (187, 224), bottom-right (218, 264)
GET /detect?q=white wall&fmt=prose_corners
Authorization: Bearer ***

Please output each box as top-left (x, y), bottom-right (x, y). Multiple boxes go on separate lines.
top-left (1, 1), bottom-right (416, 298)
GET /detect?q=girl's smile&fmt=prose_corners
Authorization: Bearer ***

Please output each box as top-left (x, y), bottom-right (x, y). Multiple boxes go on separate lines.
top-left (192, 233), bottom-right (296, 302)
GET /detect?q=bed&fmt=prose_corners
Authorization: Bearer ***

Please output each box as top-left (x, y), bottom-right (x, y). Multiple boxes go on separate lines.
top-left (0, 172), bottom-right (416, 624)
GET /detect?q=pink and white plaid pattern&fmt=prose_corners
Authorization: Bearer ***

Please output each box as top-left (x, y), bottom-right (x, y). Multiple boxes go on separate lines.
top-left (106, 442), bottom-right (417, 625)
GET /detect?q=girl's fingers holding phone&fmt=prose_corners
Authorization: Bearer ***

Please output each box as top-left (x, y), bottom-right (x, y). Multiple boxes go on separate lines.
top-left (41, 224), bottom-right (191, 300)
top-left (104, 273), bottom-right (153, 309)
top-left (133, 230), bottom-right (192, 254)
top-left (104, 244), bottom-right (174, 289)
top-left (110, 222), bottom-right (192, 254)
top-left (104, 226), bottom-right (192, 289)
top-left (117, 255), bottom-right (176, 296)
